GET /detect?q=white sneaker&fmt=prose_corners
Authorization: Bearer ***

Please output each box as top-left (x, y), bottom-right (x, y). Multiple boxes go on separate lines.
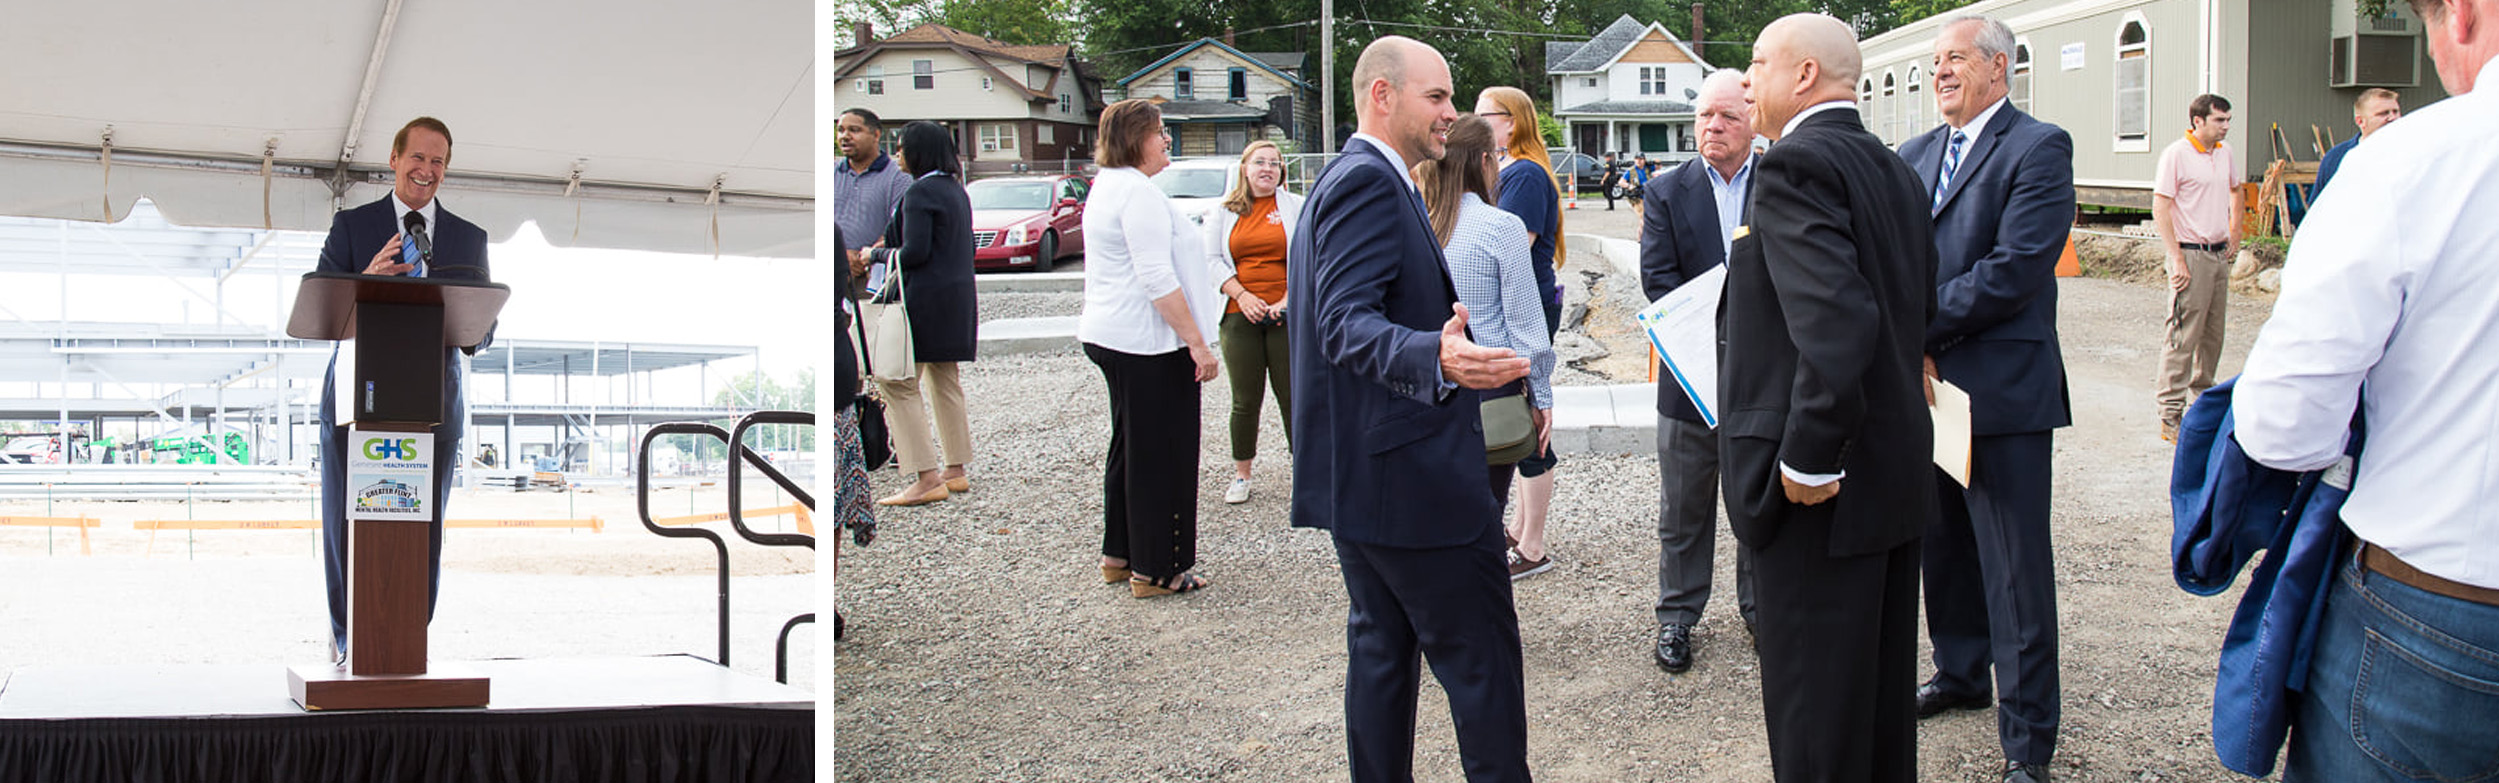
top-left (1223, 477), bottom-right (1253, 504)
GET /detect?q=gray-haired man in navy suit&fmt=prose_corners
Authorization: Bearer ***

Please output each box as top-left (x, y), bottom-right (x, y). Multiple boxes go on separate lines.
top-left (1895, 14), bottom-right (2075, 783)
top-left (1639, 68), bottom-right (1759, 675)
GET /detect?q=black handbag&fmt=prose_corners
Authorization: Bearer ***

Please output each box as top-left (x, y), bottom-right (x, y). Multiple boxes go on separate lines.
top-left (850, 299), bottom-right (895, 472)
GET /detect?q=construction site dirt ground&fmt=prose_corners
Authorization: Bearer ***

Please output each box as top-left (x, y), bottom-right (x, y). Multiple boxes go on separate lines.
top-left (0, 482), bottom-right (818, 692)
top-left (837, 203), bottom-right (2286, 782)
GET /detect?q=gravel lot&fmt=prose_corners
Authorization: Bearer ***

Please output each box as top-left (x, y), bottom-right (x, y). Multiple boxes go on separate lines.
top-left (837, 204), bottom-right (2284, 782)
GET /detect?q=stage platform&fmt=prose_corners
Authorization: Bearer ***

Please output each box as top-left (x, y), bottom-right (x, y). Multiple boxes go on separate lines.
top-left (0, 655), bottom-right (813, 782)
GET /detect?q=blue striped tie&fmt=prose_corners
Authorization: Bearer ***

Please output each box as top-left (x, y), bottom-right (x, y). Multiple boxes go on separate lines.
top-left (1932, 131), bottom-right (1967, 211)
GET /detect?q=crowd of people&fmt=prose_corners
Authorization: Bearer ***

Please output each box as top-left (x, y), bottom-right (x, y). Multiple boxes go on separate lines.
top-left (833, 1), bottom-right (2499, 778)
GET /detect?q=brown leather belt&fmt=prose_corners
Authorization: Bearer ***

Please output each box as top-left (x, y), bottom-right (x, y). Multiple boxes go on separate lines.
top-left (2362, 542), bottom-right (2499, 607)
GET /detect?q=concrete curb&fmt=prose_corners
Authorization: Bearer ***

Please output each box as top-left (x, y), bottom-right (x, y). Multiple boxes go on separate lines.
top-left (975, 271), bottom-right (1085, 295)
top-left (977, 316), bottom-right (1080, 356)
top-left (1549, 382), bottom-right (1659, 456)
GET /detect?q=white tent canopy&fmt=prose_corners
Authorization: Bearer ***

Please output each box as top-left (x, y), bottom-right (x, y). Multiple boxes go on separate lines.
top-left (0, 0), bottom-right (813, 258)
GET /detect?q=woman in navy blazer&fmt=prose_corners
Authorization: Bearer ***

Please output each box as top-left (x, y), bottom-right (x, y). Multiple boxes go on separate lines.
top-left (865, 121), bottom-right (979, 506)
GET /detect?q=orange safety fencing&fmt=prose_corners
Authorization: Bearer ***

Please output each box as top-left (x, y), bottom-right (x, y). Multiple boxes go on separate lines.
top-left (1, 515), bottom-right (102, 555)
top-left (651, 504), bottom-right (810, 535)
top-left (131, 517), bottom-right (605, 557)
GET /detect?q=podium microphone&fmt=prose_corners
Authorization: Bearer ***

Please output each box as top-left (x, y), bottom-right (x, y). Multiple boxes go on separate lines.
top-left (401, 211), bottom-right (435, 266)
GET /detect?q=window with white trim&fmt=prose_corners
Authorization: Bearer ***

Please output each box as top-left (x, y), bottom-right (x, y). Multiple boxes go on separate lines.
top-left (1639, 66), bottom-right (1667, 96)
top-left (1584, 77), bottom-right (1598, 88)
top-left (1882, 71), bottom-right (1897, 144)
top-left (913, 59), bottom-right (934, 90)
top-left (979, 123), bottom-right (1017, 154)
top-left (1906, 65), bottom-right (1924, 136)
top-left (1061, 93), bottom-right (1073, 113)
top-left (1039, 124), bottom-right (1055, 144)
top-left (2012, 40), bottom-right (2033, 114)
top-left (865, 65), bottom-right (885, 95)
top-left (2116, 16), bottom-right (2151, 147)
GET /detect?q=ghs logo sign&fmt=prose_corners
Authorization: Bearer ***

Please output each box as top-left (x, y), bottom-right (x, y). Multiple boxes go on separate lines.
top-left (363, 438), bottom-right (421, 461)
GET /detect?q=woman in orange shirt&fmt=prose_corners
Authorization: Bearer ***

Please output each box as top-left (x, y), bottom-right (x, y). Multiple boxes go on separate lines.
top-left (1203, 141), bottom-right (1304, 505)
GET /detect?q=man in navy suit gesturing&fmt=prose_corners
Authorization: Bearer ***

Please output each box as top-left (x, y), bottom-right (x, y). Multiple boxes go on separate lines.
top-left (1895, 15), bottom-right (2075, 783)
top-left (315, 116), bottom-right (494, 665)
top-left (1287, 36), bottom-right (1535, 783)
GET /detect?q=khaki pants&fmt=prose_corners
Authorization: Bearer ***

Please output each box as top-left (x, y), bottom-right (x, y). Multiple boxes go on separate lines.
top-left (2156, 247), bottom-right (2230, 425)
top-left (874, 362), bottom-right (971, 474)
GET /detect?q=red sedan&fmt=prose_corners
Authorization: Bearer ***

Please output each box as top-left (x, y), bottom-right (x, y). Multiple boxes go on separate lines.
top-left (968, 174), bottom-right (1088, 272)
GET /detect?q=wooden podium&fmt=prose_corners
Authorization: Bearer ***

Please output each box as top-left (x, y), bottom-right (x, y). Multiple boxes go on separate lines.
top-left (283, 270), bottom-right (509, 710)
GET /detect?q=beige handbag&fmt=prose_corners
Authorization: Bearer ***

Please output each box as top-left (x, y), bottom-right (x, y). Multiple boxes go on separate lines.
top-left (862, 261), bottom-right (916, 382)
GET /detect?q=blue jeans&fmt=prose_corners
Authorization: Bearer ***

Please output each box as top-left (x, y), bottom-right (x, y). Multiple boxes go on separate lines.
top-left (2285, 549), bottom-right (2499, 782)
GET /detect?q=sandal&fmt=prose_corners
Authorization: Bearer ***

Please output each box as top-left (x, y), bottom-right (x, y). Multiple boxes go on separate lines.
top-left (1130, 572), bottom-right (1210, 598)
top-left (1101, 563), bottom-right (1132, 584)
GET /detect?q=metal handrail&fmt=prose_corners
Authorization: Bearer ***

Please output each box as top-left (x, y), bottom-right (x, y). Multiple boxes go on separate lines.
top-left (726, 411), bottom-right (816, 682)
top-left (636, 422), bottom-right (734, 667)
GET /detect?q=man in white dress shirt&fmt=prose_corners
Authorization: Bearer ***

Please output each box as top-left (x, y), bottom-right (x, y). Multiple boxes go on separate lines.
top-left (2233, 0), bottom-right (2499, 778)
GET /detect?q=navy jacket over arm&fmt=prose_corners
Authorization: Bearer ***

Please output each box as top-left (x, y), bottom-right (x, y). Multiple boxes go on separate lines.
top-left (1286, 138), bottom-right (1496, 548)
top-left (1639, 156), bottom-right (1745, 423)
top-left (1897, 107), bottom-right (2075, 436)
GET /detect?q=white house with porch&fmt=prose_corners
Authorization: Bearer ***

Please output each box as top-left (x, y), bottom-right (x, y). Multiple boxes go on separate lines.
top-left (1545, 14), bottom-right (1717, 162)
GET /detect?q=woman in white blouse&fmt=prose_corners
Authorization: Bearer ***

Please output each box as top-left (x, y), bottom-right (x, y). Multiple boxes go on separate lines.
top-left (1203, 140), bottom-right (1304, 505)
top-left (1076, 99), bottom-right (1223, 598)
top-left (1414, 113), bottom-right (1556, 572)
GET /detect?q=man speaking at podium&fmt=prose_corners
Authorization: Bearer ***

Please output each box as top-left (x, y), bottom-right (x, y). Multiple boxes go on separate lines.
top-left (315, 116), bottom-right (494, 666)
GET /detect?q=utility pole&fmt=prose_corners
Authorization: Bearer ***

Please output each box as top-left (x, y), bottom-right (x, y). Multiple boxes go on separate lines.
top-left (1321, 0), bottom-right (1334, 152)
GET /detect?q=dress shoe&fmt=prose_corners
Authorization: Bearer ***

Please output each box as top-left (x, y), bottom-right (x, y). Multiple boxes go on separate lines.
top-left (1654, 623), bottom-right (1693, 673)
top-left (1915, 678), bottom-right (1992, 718)
top-left (2002, 760), bottom-right (2051, 783)
top-left (945, 475), bottom-right (971, 493)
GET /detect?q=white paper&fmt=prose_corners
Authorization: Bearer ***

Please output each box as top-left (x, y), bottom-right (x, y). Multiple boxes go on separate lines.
top-left (2060, 42), bottom-right (2086, 71)
top-left (1635, 264), bottom-right (1726, 428)
top-left (345, 429), bottom-right (436, 522)
top-left (1931, 378), bottom-right (1973, 486)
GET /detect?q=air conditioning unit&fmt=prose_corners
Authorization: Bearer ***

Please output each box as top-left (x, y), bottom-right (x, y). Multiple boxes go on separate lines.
top-left (2330, 34), bottom-right (2419, 87)
top-left (2330, 0), bottom-right (2421, 87)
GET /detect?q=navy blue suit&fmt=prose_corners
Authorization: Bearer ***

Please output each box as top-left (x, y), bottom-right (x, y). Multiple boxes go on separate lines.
top-left (1897, 104), bottom-right (2073, 767)
top-left (1287, 137), bottom-right (1529, 782)
top-left (316, 195), bottom-right (493, 652)
top-left (1638, 157), bottom-right (1757, 631)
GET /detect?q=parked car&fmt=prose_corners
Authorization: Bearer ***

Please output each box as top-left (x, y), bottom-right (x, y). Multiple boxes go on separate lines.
top-left (1150, 158), bottom-right (1236, 225)
top-left (1548, 151), bottom-right (1613, 194)
top-left (968, 174), bottom-right (1088, 273)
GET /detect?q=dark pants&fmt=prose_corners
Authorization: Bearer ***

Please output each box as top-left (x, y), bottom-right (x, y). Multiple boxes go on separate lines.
top-left (1754, 518), bottom-right (1920, 783)
top-left (1655, 415), bottom-right (1755, 628)
top-left (1085, 343), bottom-right (1201, 579)
top-left (1922, 430), bottom-right (2060, 766)
top-left (319, 422), bottom-right (449, 652)
top-left (1335, 523), bottom-right (1531, 783)
top-left (1219, 312), bottom-right (1291, 461)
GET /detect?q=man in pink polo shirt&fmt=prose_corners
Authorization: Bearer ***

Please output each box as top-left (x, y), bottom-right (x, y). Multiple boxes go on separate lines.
top-left (2151, 93), bottom-right (2239, 442)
